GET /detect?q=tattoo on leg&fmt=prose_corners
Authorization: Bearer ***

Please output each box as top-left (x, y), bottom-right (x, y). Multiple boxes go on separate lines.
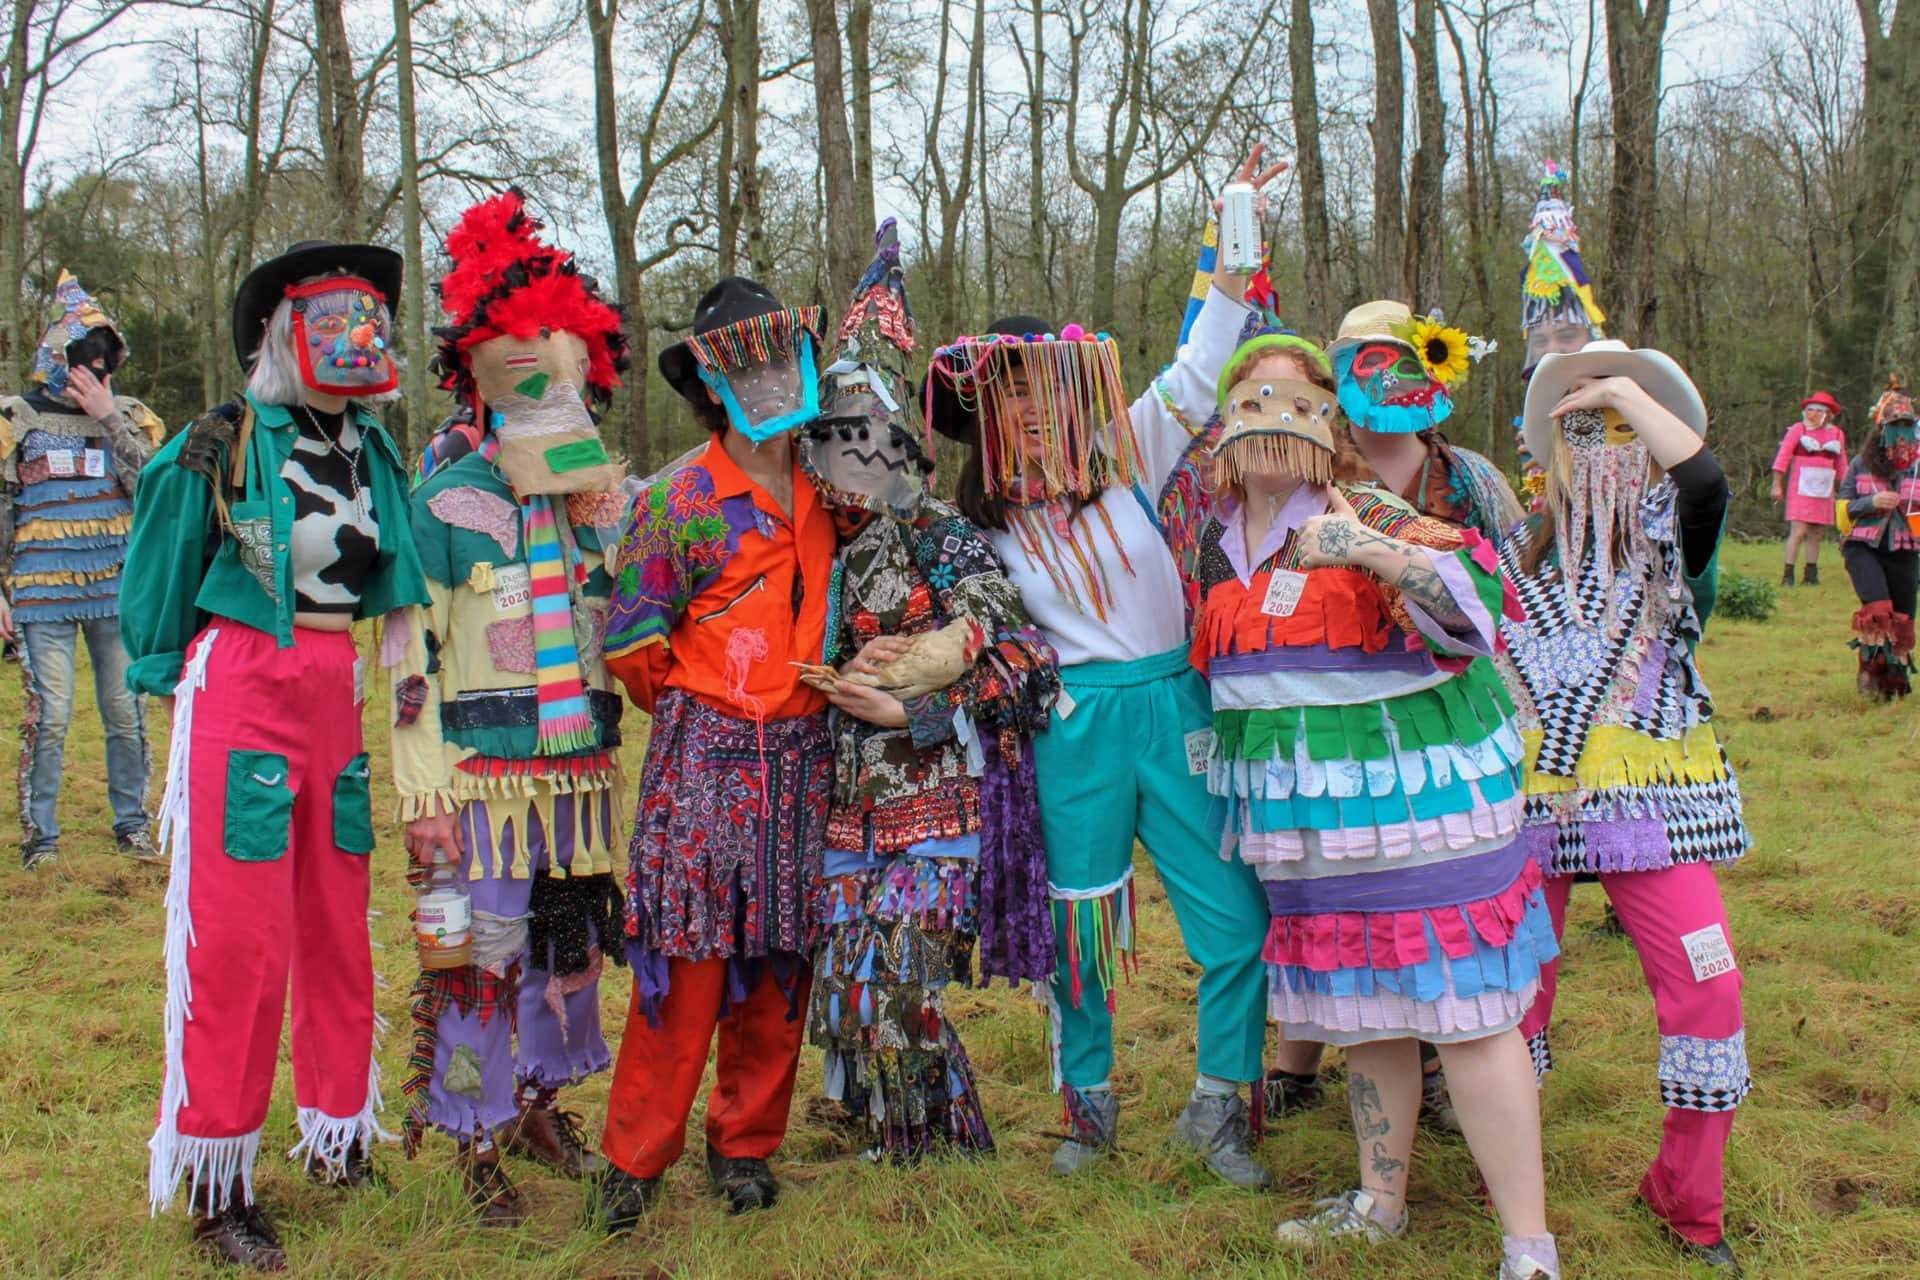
top-left (1349, 1070), bottom-right (1390, 1139)
top-left (1368, 1139), bottom-right (1407, 1184)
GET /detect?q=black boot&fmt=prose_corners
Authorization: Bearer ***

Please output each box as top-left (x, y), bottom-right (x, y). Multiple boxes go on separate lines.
top-left (585, 1164), bottom-right (662, 1234)
top-left (192, 1180), bottom-right (287, 1273)
top-left (1780, 564), bottom-right (1794, 587)
top-left (705, 1143), bottom-right (779, 1213)
top-left (1803, 563), bottom-right (1819, 586)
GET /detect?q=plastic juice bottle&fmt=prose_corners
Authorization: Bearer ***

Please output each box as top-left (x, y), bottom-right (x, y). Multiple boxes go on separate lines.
top-left (416, 847), bottom-right (472, 970)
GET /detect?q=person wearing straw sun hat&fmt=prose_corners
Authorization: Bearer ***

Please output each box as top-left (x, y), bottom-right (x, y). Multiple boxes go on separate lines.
top-left (1188, 333), bottom-right (1560, 1280)
top-left (1771, 390), bottom-right (1847, 585)
top-left (1835, 375), bottom-right (1919, 699)
top-left (1494, 339), bottom-right (1752, 1274)
top-left (923, 146), bottom-right (1285, 1189)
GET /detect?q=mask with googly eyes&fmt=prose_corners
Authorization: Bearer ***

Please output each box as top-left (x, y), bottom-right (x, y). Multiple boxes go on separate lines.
top-left (1211, 377), bottom-right (1339, 487)
top-left (1218, 377), bottom-right (1337, 452)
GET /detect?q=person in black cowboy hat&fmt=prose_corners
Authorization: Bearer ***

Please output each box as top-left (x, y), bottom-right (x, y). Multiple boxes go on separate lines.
top-left (592, 275), bottom-right (839, 1226)
top-left (121, 240), bottom-right (428, 1272)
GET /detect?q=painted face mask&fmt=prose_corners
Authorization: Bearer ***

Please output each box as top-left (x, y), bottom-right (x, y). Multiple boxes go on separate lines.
top-left (468, 330), bottom-right (622, 494)
top-left (1335, 339), bottom-right (1454, 434)
top-left (1885, 421), bottom-right (1919, 471)
top-left (697, 339), bottom-right (821, 443)
top-left (801, 355), bottom-right (930, 519)
top-left (287, 277), bottom-right (397, 396)
top-left (1212, 376), bottom-right (1336, 489)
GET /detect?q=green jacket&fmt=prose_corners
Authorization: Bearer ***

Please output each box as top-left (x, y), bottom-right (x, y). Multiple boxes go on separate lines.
top-left (121, 393), bottom-right (429, 696)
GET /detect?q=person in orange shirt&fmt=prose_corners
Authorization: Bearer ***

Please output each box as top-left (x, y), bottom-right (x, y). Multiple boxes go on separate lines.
top-left (591, 278), bottom-right (837, 1227)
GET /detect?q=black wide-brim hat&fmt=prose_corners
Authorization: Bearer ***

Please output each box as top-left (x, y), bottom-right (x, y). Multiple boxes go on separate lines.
top-left (659, 276), bottom-right (803, 407)
top-left (231, 240), bottom-right (405, 373)
top-left (925, 313), bottom-right (1054, 443)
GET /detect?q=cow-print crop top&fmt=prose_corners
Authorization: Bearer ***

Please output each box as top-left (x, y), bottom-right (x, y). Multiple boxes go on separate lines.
top-left (280, 408), bottom-right (380, 613)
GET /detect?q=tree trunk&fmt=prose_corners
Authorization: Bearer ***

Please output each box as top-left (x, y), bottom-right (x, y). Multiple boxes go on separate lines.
top-left (0, 0), bottom-right (34, 370)
top-left (805, 0), bottom-right (865, 304)
top-left (1851, 0), bottom-right (1920, 382)
top-left (1402, 0), bottom-right (1445, 311)
top-left (1602, 0), bottom-right (1668, 346)
top-left (1288, 0), bottom-right (1331, 338)
top-left (1367, 0), bottom-right (1406, 300)
top-left (1022, 0), bottom-right (1049, 313)
top-left (190, 42), bottom-right (220, 405)
top-left (390, 0), bottom-right (427, 458)
top-left (312, 0), bottom-right (366, 238)
top-left (847, 0), bottom-right (876, 239)
top-left (586, 0), bottom-right (648, 465)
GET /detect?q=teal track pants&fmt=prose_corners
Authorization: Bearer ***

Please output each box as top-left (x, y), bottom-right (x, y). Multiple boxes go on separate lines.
top-left (1031, 646), bottom-right (1269, 1089)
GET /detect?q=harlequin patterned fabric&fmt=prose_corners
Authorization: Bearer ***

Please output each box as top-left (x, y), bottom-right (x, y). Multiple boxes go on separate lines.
top-left (1496, 481), bottom-right (1751, 876)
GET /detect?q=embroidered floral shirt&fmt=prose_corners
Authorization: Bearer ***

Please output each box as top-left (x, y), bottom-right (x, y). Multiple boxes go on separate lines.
top-left (604, 438), bottom-right (835, 719)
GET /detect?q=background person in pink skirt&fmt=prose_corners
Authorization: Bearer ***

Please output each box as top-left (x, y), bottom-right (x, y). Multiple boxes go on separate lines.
top-left (1771, 391), bottom-right (1846, 585)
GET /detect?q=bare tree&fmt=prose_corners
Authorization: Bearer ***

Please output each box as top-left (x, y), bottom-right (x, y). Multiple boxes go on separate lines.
top-left (311, 0), bottom-right (364, 238)
top-left (1061, 0), bottom-right (1272, 331)
top-left (589, 0), bottom-right (722, 466)
top-left (1850, 0), bottom-right (1920, 380)
top-left (805, 0), bottom-right (866, 304)
top-left (1288, 0), bottom-right (1331, 337)
top-left (1603, 0), bottom-right (1669, 345)
top-left (390, 0), bottom-right (426, 455)
top-left (1402, 0), bottom-right (1445, 309)
top-left (1367, 0), bottom-right (1406, 299)
top-left (847, 0), bottom-right (876, 239)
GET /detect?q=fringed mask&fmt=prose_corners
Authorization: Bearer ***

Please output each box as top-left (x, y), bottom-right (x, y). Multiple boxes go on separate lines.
top-left (1884, 421), bottom-right (1919, 472)
top-left (287, 277), bottom-right (397, 396)
top-left (1557, 407), bottom-right (1653, 612)
top-left (689, 308), bottom-right (823, 443)
top-left (467, 330), bottom-right (621, 495)
top-left (1212, 377), bottom-right (1336, 490)
top-left (929, 324), bottom-right (1141, 501)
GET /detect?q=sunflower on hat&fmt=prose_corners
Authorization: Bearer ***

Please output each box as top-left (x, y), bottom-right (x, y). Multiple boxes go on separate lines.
top-left (1399, 315), bottom-right (1474, 386)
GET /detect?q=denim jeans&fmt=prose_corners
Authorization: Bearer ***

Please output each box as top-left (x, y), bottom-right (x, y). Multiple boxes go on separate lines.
top-left (20, 614), bottom-right (150, 841)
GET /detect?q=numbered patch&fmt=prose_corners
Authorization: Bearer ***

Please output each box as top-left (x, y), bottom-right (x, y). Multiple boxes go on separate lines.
top-left (491, 562), bottom-right (533, 612)
top-left (1680, 922), bottom-right (1737, 982)
top-left (1261, 570), bottom-right (1308, 618)
top-left (1184, 728), bottom-right (1215, 776)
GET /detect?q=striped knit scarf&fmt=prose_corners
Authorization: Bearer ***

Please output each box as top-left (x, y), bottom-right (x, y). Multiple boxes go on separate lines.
top-left (522, 494), bottom-right (597, 755)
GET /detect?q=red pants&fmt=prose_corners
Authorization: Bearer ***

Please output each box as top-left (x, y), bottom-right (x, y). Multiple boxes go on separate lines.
top-left (149, 624), bottom-right (381, 1214)
top-left (601, 957), bottom-right (811, 1180)
top-left (1521, 862), bottom-right (1748, 1245)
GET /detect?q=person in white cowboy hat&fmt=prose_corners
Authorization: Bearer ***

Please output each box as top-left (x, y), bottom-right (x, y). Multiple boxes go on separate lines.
top-left (1492, 339), bottom-right (1751, 1274)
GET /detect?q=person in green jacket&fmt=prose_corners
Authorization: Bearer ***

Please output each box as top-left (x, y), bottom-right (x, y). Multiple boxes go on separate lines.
top-left (122, 240), bottom-right (428, 1274)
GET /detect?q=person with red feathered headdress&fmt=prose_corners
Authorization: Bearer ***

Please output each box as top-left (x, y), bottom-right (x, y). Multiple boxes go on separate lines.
top-left (385, 188), bottom-right (634, 1224)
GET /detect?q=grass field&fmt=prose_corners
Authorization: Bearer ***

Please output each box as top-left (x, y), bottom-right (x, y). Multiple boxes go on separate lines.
top-left (2, 539), bottom-right (1916, 1279)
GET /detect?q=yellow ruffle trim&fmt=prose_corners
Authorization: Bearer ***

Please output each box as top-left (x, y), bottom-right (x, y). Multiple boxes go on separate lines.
top-left (394, 767), bottom-right (625, 878)
top-left (15, 513), bottom-right (133, 541)
top-left (1522, 723), bottom-right (1727, 795)
top-left (10, 564), bottom-right (121, 588)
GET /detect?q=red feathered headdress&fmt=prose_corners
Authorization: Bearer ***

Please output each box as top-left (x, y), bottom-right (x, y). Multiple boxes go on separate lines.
top-left (433, 187), bottom-right (629, 408)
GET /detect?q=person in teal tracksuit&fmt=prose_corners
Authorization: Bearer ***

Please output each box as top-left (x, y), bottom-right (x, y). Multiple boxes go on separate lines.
top-left (922, 149), bottom-right (1286, 1189)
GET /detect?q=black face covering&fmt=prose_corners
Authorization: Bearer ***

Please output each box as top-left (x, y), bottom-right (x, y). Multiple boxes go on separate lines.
top-left (65, 326), bottom-right (124, 378)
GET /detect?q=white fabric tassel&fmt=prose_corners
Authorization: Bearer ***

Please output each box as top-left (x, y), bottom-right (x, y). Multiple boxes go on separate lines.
top-left (149, 630), bottom-right (228, 1216)
top-left (287, 1009), bottom-right (400, 1173)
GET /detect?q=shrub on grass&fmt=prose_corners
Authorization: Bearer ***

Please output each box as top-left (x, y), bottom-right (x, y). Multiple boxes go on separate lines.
top-left (1717, 570), bottom-right (1777, 622)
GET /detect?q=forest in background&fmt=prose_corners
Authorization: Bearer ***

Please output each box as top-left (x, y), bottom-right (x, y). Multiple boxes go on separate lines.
top-left (3, 0), bottom-right (1916, 532)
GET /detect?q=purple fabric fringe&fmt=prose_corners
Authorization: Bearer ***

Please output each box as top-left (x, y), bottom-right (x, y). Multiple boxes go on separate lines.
top-left (1523, 817), bottom-right (1675, 874)
top-left (975, 739), bottom-right (1056, 986)
top-left (622, 939), bottom-right (807, 1028)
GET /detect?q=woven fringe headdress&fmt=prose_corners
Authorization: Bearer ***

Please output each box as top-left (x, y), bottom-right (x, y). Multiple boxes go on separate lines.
top-left (927, 325), bottom-right (1142, 501)
top-left (687, 306), bottom-right (823, 377)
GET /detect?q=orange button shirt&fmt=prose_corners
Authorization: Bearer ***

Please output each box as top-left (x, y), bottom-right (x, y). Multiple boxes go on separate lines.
top-left (602, 439), bottom-right (833, 720)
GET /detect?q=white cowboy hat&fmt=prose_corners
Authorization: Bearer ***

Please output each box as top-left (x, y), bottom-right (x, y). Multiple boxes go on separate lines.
top-left (1522, 339), bottom-right (1707, 465)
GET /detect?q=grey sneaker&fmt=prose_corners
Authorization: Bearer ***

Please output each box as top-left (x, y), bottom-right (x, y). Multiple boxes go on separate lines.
top-left (1172, 1092), bottom-right (1271, 1189)
top-left (20, 838), bottom-right (57, 871)
top-left (117, 828), bottom-right (164, 864)
top-left (1498, 1255), bottom-right (1560, 1280)
top-left (1419, 1062), bottom-right (1462, 1134)
top-left (1050, 1085), bottom-right (1117, 1175)
top-left (1274, 1188), bottom-right (1408, 1245)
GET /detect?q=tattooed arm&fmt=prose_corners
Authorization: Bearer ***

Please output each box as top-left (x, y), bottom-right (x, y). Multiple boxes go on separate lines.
top-left (1297, 487), bottom-right (1494, 652)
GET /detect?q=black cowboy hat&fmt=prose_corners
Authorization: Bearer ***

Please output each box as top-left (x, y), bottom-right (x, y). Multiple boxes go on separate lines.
top-left (231, 240), bottom-right (405, 373)
top-left (658, 276), bottom-right (802, 407)
top-left (925, 313), bottom-right (1054, 443)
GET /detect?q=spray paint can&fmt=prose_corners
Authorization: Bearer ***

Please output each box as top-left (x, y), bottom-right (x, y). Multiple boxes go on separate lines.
top-left (1219, 182), bottom-right (1262, 274)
